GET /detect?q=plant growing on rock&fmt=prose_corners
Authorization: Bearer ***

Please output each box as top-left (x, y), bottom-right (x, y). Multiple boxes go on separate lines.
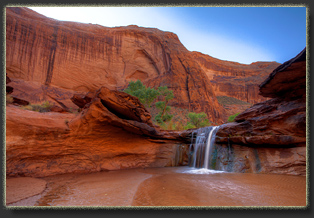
top-left (154, 86), bottom-right (174, 125)
top-left (227, 112), bottom-right (240, 122)
top-left (21, 101), bottom-right (53, 113)
top-left (124, 80), bottom-right (175, 128)
top-left (124, 80), bottom-right (160, 108)
top-left (184, 112), bottom-right (211, 129)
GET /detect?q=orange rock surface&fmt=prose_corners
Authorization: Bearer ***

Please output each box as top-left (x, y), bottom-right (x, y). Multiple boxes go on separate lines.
top-left (6, 7), bottom-right (225, 124)
top-left (192, 51), bottom-right (281, 104)
top-left (6, 87), bottom-right (190, 177)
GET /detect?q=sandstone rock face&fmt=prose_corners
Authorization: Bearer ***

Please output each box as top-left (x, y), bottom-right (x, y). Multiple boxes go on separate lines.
top-left (6, 77), bottom-right (81, 111)
top-left (259, 48), bottom-right (306, 99)
top-left (71, 93), bottom-right (93, 108)
top-left (209, 143), bottom-right (305, 176)
top-left (6, 87), bottom-right (190, 177)
top-left (213, 48), bottom-right (306, 175)
top-left (192, 51), bottom-right (281, 104)
top-left (6, 7), bottom-right (225, 124)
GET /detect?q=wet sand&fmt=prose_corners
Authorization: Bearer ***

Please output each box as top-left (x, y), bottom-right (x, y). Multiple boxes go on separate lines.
top-left (6, 177), bottom-right (47, 204)
top-left (6, 167), bottom-right (307, 207)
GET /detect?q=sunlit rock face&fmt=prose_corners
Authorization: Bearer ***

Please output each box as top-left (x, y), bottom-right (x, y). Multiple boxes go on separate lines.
top-left (6, 87), bottom-right (191, 177)
top-left (214, 48), bottom-right (306, 175)
top-left (6, 7), bottom-right (225, 124)
top-left (191, 51), bottom-right (281, 105)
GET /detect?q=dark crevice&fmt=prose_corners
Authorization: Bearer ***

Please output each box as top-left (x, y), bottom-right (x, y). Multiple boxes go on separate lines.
top-left (100, 99), bottom-right (138, 121)
top-left (45, 24), bottom-right (59, 85)
top-left (141, 49), bottom-right (160, 75)
top-left (178, 57), bottom-right (192, 111)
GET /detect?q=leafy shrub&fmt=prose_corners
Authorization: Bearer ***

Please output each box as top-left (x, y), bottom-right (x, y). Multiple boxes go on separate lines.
top-left (154, 86), bottom-right (174, 124)
top-left (124, 80), bottom-right (175, 128)
top-left (21, 105), bottom-right (33, 111)
top-left (185, 112), bottom-right (211, 129)
top-left (155, 112), bottom-right (173, 124)
top-left (227, 113), bottom-right (240, 122)
top-left (184, 122), bottom-right (196, 130)
top-left (124, 80), bottom-right (160, 107)
top-left (21, 101), bottom-right (53, 113)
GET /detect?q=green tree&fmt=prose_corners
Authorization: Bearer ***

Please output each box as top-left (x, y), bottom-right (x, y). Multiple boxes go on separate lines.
top-left (124, 80), bottom-right (160, 107)
top-left (184, 122), bottom-right (196, 130)
top-left (185, 112), bottom-right (211, 129)
top-left (124, 80), bottom-right (175, 127)
top-left (156, 86), bottom-right (174, 116)
top-left (154, 86), bottom-right (174, 124)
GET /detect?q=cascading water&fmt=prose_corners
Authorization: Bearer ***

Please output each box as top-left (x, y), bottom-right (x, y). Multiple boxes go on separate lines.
top-left (189, 126), bottom-right (220, 169)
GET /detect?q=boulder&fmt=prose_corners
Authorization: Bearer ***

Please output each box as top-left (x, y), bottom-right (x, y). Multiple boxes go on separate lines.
top-left (70, 93), bottom-right (93, 108)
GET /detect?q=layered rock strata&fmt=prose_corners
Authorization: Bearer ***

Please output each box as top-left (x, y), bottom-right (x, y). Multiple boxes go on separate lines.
top-left (6, 87), bottom-right (190, 177)
top-left (6, 7), bottom-right (225, 123)
top-left (192, 51), bottom-right (281, 104)
top-left (6, 77), bottom-right (81, 111)
top-left (212, 48), bottom-right (306, 175)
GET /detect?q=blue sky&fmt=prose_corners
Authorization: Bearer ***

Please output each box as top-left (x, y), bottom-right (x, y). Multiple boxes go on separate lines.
top-left (28, 6), bottom-right (306, 64)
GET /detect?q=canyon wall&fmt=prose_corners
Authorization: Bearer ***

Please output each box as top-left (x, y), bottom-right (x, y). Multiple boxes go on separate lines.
top-left (213, 48), bottom-right (306, 175)
top-left (192, 52), bottom-right (281, 104)
top-left (6, 7), bottom-right (225, 123)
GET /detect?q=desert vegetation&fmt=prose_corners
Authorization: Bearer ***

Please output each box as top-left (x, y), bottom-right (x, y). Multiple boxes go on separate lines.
top-left (124, 80), bottom-right (212, 130)
top-left (227, 112), bottom-right (240, 122)
top-left (185, 112), bottom-right (211, 129)
top-left (21, 101), bottom-right (53, 112)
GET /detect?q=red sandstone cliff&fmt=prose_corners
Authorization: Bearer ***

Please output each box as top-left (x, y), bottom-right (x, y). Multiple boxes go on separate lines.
top-left (191, 52), bottom-right (281, 104)
top-left (214, 48), bottom-right (306, 175)
top-left (6, 7), bottom-right (225, 124)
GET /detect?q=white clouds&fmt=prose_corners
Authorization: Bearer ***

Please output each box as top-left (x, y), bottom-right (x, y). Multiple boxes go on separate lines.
top-left (29, 7), bottom-right (172, 29)
top-left (28, 7), bottom-right (275, 64)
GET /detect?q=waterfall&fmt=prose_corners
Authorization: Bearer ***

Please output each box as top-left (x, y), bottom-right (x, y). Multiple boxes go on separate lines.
top-left (189, 126), bottom-right (220, 169)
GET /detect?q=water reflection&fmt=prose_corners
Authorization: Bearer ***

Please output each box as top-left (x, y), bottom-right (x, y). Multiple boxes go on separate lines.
top-left (6, 167), bottom-right (306, 207)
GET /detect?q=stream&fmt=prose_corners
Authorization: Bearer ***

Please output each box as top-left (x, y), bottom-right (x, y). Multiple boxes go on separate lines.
top-left (6, 166), bottom-right (306, 207)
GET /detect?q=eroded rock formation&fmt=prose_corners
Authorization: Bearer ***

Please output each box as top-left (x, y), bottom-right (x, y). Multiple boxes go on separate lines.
top-left (6, 77), bottom-right (81, 111)
top-left (192, 51), bottom-right (281, 104)
top-left (6, 87), bottom-right (190, 177)
top-left (6, 7), bottom-right (225, 124)
top-left (212, 48), bottom-right (306, 175)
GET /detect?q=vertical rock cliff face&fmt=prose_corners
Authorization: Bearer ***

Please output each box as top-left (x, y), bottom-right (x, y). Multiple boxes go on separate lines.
top-left (191, 52), bottom-right (281, 104)
top-left (214, 48), bottom-right (306, 175)
top-left (6, 7), bottom-right (225, 123)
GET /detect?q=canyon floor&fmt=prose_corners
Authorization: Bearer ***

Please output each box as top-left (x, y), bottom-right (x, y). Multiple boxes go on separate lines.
top-left (6, 167), bottom-right (306, 207)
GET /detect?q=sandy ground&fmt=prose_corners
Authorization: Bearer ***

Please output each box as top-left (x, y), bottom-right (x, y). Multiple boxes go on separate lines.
top-left (6, 167), bottom-right (307, 207)
top-left (6, 177), bottom-right (47, 204)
